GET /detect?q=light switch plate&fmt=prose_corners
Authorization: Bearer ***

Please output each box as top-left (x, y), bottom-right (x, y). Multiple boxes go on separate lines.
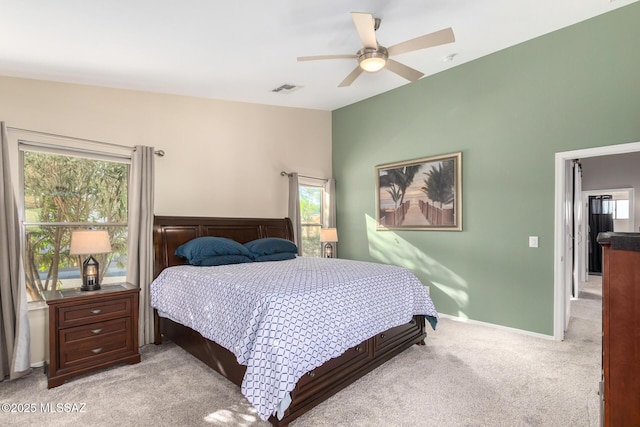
top-left (529, 236), bottom-right (539, 248)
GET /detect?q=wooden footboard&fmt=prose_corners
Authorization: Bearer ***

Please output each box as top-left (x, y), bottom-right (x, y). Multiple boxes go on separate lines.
top-left (156, 311), bottom-right (426, 427)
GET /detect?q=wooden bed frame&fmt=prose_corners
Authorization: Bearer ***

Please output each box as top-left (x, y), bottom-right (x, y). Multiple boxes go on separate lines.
top-left (153, 215), bottom-right (427, 426)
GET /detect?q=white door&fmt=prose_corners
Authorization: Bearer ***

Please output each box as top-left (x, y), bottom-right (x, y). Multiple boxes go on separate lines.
top-left (579, 197), bottom-right (589, 284)
top-left (564, 161), bottom-right (573, 332)
top-left (572, 162), bottom-right (583, 299)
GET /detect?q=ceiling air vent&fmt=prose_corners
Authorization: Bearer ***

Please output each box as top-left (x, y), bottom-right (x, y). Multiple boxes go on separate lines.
top-left (271, 84), bottom-right (301, 94)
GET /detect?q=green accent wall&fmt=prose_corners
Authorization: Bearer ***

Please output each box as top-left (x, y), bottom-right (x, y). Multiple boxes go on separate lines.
top-left (332, 3), bottom-right (640, 335)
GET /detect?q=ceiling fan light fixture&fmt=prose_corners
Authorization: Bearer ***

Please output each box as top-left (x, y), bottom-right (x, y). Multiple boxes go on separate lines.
top-left (357, 47), bottom-right (388, 73)
top-left (298, 12), bottom-right (455, 87)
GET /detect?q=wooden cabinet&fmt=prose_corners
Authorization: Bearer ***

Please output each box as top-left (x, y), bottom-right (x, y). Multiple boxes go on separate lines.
top-left (43, 283), bottom-right (141, 388)
top-left (597, 232), bottom-right (640, 426)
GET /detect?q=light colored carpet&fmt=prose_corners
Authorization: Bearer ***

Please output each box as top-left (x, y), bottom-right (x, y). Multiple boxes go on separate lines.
top-left (1, 282), bottom-right (601, 427)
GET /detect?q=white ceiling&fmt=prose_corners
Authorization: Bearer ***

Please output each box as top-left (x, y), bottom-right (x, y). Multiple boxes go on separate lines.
top-left (1, 0), bottom-right (637, 111)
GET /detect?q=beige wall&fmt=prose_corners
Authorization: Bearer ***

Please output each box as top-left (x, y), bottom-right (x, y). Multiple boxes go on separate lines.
top-left (0, 75), bottom-right (332, 364)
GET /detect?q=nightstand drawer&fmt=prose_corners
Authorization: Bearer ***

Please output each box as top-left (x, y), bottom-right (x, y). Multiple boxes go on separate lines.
top-left (61, 317), bottom-right (130, 344)
top-left (59, 331), bottom-right (133, 370)
top-left (58, 297), bottom-right (131, 327)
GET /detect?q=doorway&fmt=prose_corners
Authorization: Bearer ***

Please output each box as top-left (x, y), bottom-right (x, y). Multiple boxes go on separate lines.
top-left (579, 189), bottom-right (634, 281)
top-left (553, 141), bottom-right (640, 341)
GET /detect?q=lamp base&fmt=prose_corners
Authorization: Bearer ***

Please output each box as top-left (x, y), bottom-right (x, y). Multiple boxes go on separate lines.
top-left (323, 242), bottom-right (334, 258)
top-left (80, 283), bottom-right (101, 292)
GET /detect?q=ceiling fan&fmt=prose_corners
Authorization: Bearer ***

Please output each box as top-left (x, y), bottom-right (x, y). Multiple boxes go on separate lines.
top-left (297, 12), bottom-right (455, 87)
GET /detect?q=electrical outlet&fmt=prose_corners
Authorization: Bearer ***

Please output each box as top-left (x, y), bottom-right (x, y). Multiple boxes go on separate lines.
top-left (529, 236), bottom-right (539, 248)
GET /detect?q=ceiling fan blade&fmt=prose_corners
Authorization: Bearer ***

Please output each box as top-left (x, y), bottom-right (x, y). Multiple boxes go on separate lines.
top-left (338, 66), bottom-right (364, 87)
top-left (351, 12), bottom-right (378, 48)
top-left (385, 59), bottom-right (424, 82)
top-left (387, 27), bottom-right (455, 56)
top-left (297, 54), bottom-right (357, 62)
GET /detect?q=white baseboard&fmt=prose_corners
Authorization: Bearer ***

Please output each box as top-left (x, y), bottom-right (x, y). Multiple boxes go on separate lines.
top-left (31, 361), bottom-right (45, 368)
top-left (438, 313), bottom-right (555, 341)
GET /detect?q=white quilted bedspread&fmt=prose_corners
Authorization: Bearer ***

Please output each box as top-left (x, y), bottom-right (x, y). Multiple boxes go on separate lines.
top-left (150, 256), bottom-right (438, 420)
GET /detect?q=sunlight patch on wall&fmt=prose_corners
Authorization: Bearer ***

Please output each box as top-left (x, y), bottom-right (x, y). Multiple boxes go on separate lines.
top-left (431, 281), bottom-right (469, 319)
top-left (365, 215), bottom-right (469, 315)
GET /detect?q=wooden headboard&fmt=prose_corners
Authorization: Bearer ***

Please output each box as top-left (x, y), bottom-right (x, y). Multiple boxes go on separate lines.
top-left (153, 215), bottom-right (294, 278)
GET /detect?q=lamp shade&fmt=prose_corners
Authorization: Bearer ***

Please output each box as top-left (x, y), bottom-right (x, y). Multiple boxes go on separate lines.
top-left (320, 228), bottom-right (338, 243)
top-left (69, 230), bottom-right (112, 255)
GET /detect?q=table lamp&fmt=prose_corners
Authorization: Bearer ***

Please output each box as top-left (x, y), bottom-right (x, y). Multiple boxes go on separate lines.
top-left (320, 228), bottom-right (338, 258)
top-left (69, 230), bottom-right (112, 291)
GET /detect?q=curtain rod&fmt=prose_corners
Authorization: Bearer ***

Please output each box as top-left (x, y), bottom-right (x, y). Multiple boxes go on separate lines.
top-left (7, 126), bottom-right (165, 157)
top-left (280, 171), bottom-right (328, 182)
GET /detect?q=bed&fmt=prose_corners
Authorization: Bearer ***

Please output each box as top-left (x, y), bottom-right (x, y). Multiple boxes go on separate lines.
top-left (151, 215), bottom-right (437, 426)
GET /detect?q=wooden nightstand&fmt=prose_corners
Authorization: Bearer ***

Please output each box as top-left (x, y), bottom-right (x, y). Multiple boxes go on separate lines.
top-left (42, 283), bottom-right (141, 388)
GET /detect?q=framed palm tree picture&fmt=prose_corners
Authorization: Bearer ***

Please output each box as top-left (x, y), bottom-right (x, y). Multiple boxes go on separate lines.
top-left (375, 152), bottom-right (462, 230)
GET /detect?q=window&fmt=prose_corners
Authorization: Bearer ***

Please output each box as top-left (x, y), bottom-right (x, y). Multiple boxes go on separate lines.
top-left (21, 149), bottom-right (129, 301)
top-left (614, 199), bottom-right (629, 220)
top-left (299, 185), bottom-right (324, 257)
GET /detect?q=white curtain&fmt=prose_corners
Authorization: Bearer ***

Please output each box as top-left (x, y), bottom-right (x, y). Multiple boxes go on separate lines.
top-left (0, 122), bottom-right (30, 380)
top-left (324, 178), bottom-right (336, 227)
top-left (287, 173), bottom-right (302, 254)
top-left (126, 146), bottom-right (155, 345)
top-left (324, 178), bottom-right (337, 256)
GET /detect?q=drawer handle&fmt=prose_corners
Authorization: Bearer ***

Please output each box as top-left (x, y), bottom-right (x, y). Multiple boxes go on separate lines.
top-left (307, 371), bottom-right (315, 377)
top-left (91, 328), bottom-right (103, 334)
top-left (90, 309), bottom-right (102, 315)
top-left (355, 346), bottom-right (362, 352)
top-left (380, 334), bottom-right (386, 339)
top-left (91, 348), bottom-right (103, 354)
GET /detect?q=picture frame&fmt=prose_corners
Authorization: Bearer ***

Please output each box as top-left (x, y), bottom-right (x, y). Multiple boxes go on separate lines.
top-left (375, 152), bottom-right (462, 230)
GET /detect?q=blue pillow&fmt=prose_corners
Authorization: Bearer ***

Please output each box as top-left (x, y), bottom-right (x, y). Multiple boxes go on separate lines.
top-left (197, 255), bottom-right (254, 266)
top-left (175, 237), bottom-right (252, 265)
top-left (244, 237), bottom-right (298, 256)
top-left (253, 252), bottom-right (296, 262)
